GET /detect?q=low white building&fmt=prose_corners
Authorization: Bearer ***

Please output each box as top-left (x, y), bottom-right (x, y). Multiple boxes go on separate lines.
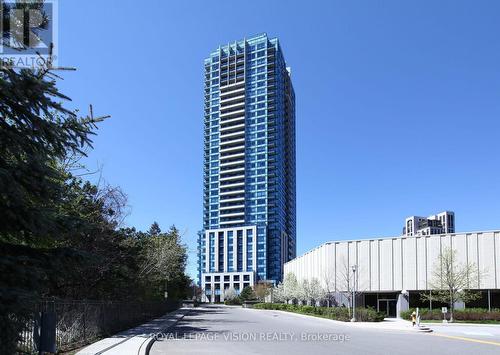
top-left (284, 230), bottom-right (500, 317)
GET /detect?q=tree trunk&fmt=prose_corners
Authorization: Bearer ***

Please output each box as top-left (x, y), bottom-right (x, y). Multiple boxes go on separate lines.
top-left (449, 290), bottom-right (454, 323)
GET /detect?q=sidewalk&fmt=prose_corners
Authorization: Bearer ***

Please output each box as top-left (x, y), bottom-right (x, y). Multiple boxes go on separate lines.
top-left (426, 323), bottom-right (500, 337)
top-left (423, 322), bottom-right (500, 327)
top-left (76, 307), bottom-right (190, 355)
top-left (345, 317), bottom-right (432, 332)
top-left (249, 308), bottom-right (431, 333)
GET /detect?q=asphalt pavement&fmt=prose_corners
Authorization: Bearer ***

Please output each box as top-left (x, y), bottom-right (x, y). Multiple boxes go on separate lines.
top-left (150, 305), bottom-right (500, 355)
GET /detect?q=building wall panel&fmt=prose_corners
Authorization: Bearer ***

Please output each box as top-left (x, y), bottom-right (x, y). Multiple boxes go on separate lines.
top-left (478, 232), bottom-right (495, 288)
top-left (416, 237), bottom-right (427, 290)
top-left (494, 232), bottom-right (500, 289)
top-left (402, 238), bottom-right (417, 290)
top-left (467, 233), bottom-right (480, 289)
top-left (426, 236), bottom-right (441, 289)
top-left (357, 241), bottom-right (371, 291)
top-left (393, 238), bottom-right (403, 290)
top-left (379, 239), bottom-right (393, 291)
top-left (452, 234), bottom-right (468, 267)
top-left (369, 240), bottom-right (379, 291)
top-left (284, 231), bottom-right (500, 293)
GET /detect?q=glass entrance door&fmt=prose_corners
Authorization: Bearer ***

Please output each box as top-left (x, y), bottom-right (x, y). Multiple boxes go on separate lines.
top-left (378, 299), bottom-right (397, 318)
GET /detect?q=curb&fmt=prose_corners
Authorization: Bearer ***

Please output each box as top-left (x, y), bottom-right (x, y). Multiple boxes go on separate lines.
top-left (412, 325), bottom-right (433, 333)
top-left (422, 322), bottom-right (500, 327)
top-left (250, 308), bottom-right (434, 333)
top-left (76, 308), bottom-right (191, 355)
top-left (143, 337), bottom-right (156, 355)
top-left (141, 308), bottom-right (190, 355)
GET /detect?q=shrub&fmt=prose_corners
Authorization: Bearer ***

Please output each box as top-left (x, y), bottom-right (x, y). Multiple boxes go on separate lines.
top-left (299, 305), bottom-right (315, 314)
top-left (321, 307), bottom-right (350, 321)
top-left (400, 309), bottom-right (413, 320)
top-left (401, 308), bottom-right (500, 322)
top-left (239, 286), bottom-right (256, 301)
top-left (355, 307), bottom-right (385, 322)
top-left (254, 303), bottom-right (286, 310)
top-left (401, 308), bottom-right (441, 320)
top-left (224, 297), bottom-right (242, 305)
top-left (253, 303), bottom-right (384, 322)
top-left (454, 308), bottom-right (500, 321)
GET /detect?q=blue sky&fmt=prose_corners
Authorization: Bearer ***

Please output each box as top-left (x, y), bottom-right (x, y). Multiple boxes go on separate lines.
top-left (58, 0), bottom-right (500, 278)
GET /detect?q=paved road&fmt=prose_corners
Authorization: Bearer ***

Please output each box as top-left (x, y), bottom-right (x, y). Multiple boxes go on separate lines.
top-left (151, 305), bottom-right (500, 355)
top-left (431, 323), bottom-right (500, 342)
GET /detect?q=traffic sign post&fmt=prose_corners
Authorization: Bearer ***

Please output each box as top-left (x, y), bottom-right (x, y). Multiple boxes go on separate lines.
top-left (441, 307), bottom-right (448, 323)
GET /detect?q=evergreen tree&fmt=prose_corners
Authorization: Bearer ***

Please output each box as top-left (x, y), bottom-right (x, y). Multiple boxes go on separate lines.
top-left (148, 222), bottom-right (162, 236)
top-left (0, 8), bottom-right (190, 352)
top-left (239, 286), bottom-right (256, 301)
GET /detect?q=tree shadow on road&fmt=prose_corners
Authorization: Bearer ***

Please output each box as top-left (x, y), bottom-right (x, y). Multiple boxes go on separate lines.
top-left (181, 306), bottom-right (256, 324)
top-left (155, 323), bottom-right (229, 341)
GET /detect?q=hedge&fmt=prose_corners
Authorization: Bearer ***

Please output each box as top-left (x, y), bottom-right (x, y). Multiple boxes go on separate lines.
top-left (224, 298), bottom-right (242, 305)
top-left (253, 303), bottom-right (385, 322)
top-left (401, 308), bottom-right (500, 321)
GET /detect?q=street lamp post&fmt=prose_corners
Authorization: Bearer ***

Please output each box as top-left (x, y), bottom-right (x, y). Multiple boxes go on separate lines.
top-left (351, 265), bottom-right (357, 322)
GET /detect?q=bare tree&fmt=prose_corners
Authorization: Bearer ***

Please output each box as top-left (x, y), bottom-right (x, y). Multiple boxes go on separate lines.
top-left (138, 229), bottom-right (187, 283)
top-left (322, 267), bottom-right (337, 307)
top-left (254, 282), bottom-right (272, 302)
top-left (421, 247), bottom-right (484, 322)
top-left (335, 257), bottom-right (363, 316)
top-left (191, 283), bottom-right (203, 301)
top-left (94, 182), bottom-right (130, 228)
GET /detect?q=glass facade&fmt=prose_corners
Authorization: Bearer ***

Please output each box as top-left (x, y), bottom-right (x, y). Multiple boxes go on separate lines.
top-left (198, 34), bottom-right (296, 285)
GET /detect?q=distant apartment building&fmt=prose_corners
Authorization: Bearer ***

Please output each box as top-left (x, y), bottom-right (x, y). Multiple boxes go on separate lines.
top-left (198, 34), bottom-right (296, 302)
top-left (403, 211), bottom-right (455, 236)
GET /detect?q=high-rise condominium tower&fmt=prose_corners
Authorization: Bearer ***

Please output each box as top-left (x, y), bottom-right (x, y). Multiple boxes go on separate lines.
top-left (198, 34), bottom-right (296, 302)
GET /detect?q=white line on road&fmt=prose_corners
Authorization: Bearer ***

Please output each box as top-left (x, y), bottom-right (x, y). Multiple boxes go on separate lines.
top-left (462, 331), bottom-right (494, 337)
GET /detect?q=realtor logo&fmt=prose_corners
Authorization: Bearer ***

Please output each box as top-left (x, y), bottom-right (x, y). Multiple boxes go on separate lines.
top-left (0, 0), bottom-right (58, 68)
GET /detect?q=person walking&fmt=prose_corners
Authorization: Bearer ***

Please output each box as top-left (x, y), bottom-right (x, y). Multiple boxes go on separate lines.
top-left (411, 311), bottom-right (417, 327)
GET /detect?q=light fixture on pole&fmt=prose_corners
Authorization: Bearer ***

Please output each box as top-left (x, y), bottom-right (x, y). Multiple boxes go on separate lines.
top-left (351, 265), bottom-right (357, 322)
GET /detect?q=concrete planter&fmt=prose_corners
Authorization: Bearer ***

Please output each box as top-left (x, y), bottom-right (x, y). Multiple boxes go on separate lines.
top-left (243, 300), bottom-right (260, 308)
